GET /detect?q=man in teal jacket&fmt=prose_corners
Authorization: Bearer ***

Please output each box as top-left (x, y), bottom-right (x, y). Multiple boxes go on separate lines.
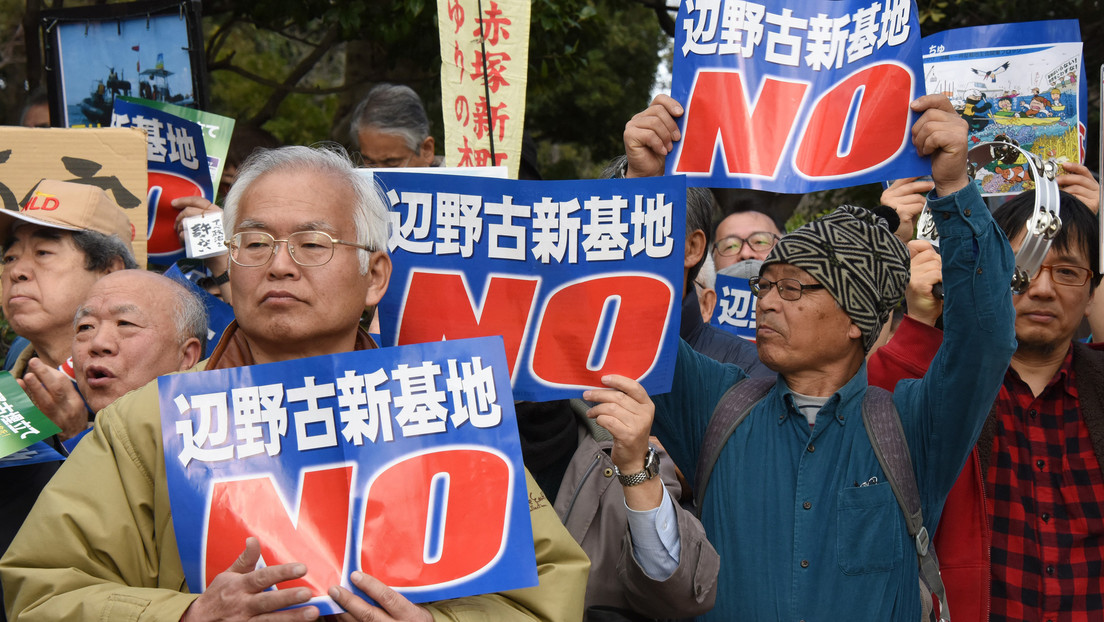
top-left (587, 94), bottom-right (1017, 621)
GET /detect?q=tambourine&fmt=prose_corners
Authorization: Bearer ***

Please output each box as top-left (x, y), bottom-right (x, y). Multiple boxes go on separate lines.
top-left (915, 140), bottom-right (1061, 295)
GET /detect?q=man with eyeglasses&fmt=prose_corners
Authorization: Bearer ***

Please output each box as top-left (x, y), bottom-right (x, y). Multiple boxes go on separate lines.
top-left (350, 83), bottom-right (438, 169)
top-left (586, 94), bottom-right (1017, 621)
top-left (712, 210), bottom-right (782, 269)
top-left (867, 188), bottom-right (1104, 622)
top-left (2, 146), bottom-right (589, 621)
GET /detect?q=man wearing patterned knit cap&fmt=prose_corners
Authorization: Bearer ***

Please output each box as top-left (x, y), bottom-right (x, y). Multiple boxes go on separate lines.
top-left (584, 94), bottom-right (1018, 620)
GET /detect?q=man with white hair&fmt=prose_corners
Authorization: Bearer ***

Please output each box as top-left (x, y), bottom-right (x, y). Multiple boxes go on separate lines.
top-left (2, 145), bottom-right (588, 621)
top-left (350, 83), bottom-right (437, 168)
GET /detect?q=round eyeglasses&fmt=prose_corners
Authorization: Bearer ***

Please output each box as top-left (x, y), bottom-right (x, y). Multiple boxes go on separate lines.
top-left (749, 277), bottom-right (826, 301)
top-left (714, 232), bottom-right (779, 257)
top-left (226, 231), bottom-right (374, 268)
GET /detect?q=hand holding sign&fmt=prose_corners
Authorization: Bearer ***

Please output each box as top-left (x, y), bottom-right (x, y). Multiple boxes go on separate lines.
top-left (19, 358), bottom-right (87, 441)
top-left (905, 240), bottom-right (944, 327)
top-left (880, 177), bottom-right (935, 244)
top-left (624, 95), bottom-right (684, 179)
top-left (180, 537), bottom-right (319, 622)
top-left (909, 95), bottom-right (970, 197)
top-left (327, 571), bottom-right (433, 622)
top-left (583, 374), bottom-right (663, 511)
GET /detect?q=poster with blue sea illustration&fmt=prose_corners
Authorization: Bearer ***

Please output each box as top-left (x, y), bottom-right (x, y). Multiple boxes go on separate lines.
top-left (922, 20), bottom-right (1084, 196)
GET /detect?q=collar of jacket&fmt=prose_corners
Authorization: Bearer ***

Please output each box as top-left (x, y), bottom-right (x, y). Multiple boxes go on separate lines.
top-left (978, 341), bottom-right (1104, 478)
top-left (205, 320), bottom-right (379, 371)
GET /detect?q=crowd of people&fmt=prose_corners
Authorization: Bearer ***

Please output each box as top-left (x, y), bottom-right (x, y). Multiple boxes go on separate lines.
top-left (0, 76), bottom-right (1102, 622)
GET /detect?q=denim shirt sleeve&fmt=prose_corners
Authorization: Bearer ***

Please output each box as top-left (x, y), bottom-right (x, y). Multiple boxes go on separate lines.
top-left (894, 182), bottom-right (1017, 527)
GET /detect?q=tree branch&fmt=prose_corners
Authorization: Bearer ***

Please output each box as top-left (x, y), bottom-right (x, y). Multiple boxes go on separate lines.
top-left (246, 23), bottom-right (343, 126)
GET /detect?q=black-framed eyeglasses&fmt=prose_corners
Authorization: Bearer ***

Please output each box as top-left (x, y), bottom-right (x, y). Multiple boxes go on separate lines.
top-left (714, 232), bottom-right (779, 257)
top-left (226, 231), bottom-right (374, 268)
top-left (1031, 263), bottom-right (1093, 287)
top-left (749, 277), bottom-right (826, 301)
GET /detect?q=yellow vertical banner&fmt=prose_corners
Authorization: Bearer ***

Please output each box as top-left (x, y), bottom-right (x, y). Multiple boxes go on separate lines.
top-left (438, 0), bottom-right (531, 179)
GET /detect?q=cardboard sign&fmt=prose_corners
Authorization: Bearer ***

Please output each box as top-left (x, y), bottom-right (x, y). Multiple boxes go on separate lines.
top-left (0, 371), bottom-right (61, 461)
top-left (374, 172), bottom-right (686, 401)
top-left (112, 98), bottom-right (214, 265)
top-left (160, 337), bottom-right (535, 615)
top-left (921, 20), bottom-right (1085, 196)
top-left (182, 212), bottom-right (226, 259)
top-left (669, 0), bottom-right (930, 191)
top-left (0, 127), bottom-right (148, 265)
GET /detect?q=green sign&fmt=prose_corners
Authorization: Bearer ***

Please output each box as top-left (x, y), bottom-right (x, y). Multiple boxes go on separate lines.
top-left (0, 371), bottom-right (61, 458)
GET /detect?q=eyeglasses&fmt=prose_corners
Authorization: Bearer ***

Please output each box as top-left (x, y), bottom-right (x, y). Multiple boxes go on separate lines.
top-left (1031, 263), bottom-right (1093, 287)
top-left (714, 232), bottom-right (779, 257)
top-left (360, 152), bottom-right (415, 169)
top-left (226, 231), bottom-right (374, 268)
top-left (749, 277), bottom-right (826, 301)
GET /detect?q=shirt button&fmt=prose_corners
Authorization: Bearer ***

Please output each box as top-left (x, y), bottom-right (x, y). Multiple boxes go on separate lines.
top-left (807, 444), bottom-right (815, 453)
top-left (1036, 459), bottom-right (1046, 470)
top-left (1029, 409), bottom-right (1038, 418)
top-left (942, 212), bottom-right (950, 220)
top-left (803, 501), bottom-right (812, 510)
top-left (964, 208), bottom-right (972, 216)
top-left (800, 559), bottom-right (810, 568)
top-left (1046, 565), bottom-right (1054, 575)
top-left (695, 584), bottom-right (703, 596)
top-left (977, 267), bottom-right (983, 274)
top-left (603, 468), bottom-right (613, 478)
top-left (1042, 512), bottom-right (1050, 521)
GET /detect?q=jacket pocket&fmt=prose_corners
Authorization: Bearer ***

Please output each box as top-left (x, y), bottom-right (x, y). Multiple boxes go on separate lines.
top-left (837, 482), bottom-right (901, 575)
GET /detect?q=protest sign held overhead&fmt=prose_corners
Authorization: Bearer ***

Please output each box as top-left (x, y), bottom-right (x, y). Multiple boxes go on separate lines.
top-left (921, 20), bottom-right (1085, 196)
top-left (669, 0), bottom-right (930, 192)
top-left (160, 336), bottom-right (537, 616)
top-left (374, 171), bottom-right (686, 401)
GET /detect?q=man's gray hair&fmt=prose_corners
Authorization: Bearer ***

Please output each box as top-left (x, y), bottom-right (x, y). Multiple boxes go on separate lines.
top-left (168, 280), bottom-right (209, 357)
top-left (349, 83), bottom-right (430, 153)
top-left (222, 144), bottom-right (390, 275)
top-left (71, 230), bottom-right (139, 271)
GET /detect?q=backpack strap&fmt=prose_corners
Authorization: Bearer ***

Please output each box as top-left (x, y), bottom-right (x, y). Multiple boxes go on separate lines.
top-left (694, 376), bottom-right (775, 519)
top-left (862, 387), bottom-right (950, 622)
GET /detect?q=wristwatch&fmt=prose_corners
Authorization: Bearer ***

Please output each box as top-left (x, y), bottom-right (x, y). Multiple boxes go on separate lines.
top-left (613, 447), bottom-right (660, 487)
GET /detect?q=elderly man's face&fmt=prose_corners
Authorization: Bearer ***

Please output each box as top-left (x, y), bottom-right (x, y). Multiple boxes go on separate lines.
top-left (754, 263), bottom-right (862, 377)
top-left (229, 169), bottom-right (388, 364)
top-left (358, 128), bottom-right (435, 168)
top-left (73, 271), bottom-right (200, 412)
top-left (2, 226), bottom-right (109, 346)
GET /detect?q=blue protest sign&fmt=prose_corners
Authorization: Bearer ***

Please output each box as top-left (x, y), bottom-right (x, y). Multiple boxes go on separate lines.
top-left (112, 98), bottom-right (213, 265)
top-left (669, 0), bottom-right (930, 191)
top-left (710, 273), bottom-right (759, 340)
top-left (159, 336), bottom-right (536, 615)
top-left (921, 20), bottom-right (1085, 196)
top-left (374, 171), bottom-right (686, 401)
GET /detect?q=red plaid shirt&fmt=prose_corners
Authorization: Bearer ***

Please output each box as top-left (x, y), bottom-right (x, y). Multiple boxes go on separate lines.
top-left (988, 346), bottom-right (1104, 621)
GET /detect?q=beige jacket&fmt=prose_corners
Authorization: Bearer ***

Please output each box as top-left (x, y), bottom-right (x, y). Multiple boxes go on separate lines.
top-left (2, 325), bottom-right (589, 621)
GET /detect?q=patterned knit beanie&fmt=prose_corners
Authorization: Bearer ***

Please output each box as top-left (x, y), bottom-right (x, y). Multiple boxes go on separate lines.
top-left (762, 205), bottom-right (909, 352)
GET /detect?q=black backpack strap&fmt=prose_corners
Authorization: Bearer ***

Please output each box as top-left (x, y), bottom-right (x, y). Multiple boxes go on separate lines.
top-left (694, 376), bottom-right (775, 519)
top-left (862, 387), bottom-right (950, 622)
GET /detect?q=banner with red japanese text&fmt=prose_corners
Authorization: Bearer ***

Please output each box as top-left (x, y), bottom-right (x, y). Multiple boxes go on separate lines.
top-left (160, 336), bottom-right (537, 615)
top-left (438, 0), bottom-right (530, 178)
top-left (373, 171), bottom-right (686, 401)
top-left (669, 0), bottom-right (930, 191)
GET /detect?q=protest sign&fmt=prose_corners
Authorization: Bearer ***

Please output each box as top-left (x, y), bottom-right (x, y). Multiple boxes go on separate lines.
top-left (438, 0), bottom-right (530, 178)
top-left (922, 20), bottom-right (1085, 196)
top-left (119, 96), bottom-right (235, 195)
top-left (669, 0), bottom-right (930, 191)
top-left (113, 98), bottom-right (214, 265)
top-left (374, 171), bottom-right (686, 401)
top-left (0, 126), bottom-right (148, 265)
top-left (0, 371), bottom-right (61, 461)
top-left (160, 336), bottom-right (536, 615)
top-left (710, 272), bottom-right (758, 340)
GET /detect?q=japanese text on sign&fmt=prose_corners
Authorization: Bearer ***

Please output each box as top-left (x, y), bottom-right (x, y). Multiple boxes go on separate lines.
top-left (174, 356), bottom-right (503, 466)
top-left (111, 112), bottom-right (201, 170)
top-left (387, 190), bottom-right (675, 262)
